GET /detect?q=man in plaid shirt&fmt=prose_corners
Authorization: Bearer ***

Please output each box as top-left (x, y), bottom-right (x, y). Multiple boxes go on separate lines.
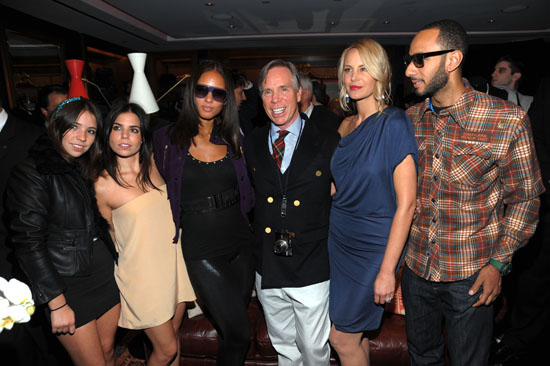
top-left (401, 19), bottom-right (544, 366)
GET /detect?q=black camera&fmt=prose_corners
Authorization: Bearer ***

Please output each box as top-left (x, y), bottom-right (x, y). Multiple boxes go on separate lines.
top-left (273, 230), bottom-right (294, 257)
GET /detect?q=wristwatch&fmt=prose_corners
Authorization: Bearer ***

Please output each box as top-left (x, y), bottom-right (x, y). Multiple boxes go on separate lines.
top-left (489, 259), bottom-right (512, 276)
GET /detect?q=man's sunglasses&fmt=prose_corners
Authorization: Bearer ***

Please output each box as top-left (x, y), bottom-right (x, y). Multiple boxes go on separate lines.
top-left (403, 49), bottom-right (455, 68)
top-left (194, 84), bottom-right (227, 103)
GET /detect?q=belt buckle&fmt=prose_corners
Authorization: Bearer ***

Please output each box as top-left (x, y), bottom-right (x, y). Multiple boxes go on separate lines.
top-left (209, 194), bottom-right (220, 209)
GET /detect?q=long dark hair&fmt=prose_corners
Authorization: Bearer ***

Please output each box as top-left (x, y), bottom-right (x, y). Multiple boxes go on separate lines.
top-left (102, 103), bottom-right (158, 191)
top-left (170, 60), bottom-right (241, 157)
top-left (47, 97), bottom-right (103, 180)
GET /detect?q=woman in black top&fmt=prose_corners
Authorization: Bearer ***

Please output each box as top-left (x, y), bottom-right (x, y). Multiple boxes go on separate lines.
top-left (153, 60), bottom-right (255, 365)
top-left (6, 97), bottom-right (120, 365)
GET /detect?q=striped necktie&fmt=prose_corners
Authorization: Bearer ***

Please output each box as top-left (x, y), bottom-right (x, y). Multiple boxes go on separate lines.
top-left (272, 129), bottom-right (290, 169)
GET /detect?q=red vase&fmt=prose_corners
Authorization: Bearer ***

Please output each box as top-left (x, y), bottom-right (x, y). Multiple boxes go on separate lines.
top-left (65, 59), bottom-right (89, 98)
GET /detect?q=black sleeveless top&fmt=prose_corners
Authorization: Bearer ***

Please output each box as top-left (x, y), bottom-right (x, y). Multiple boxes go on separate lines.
top-left (180, 152), bottom-right (253, 260)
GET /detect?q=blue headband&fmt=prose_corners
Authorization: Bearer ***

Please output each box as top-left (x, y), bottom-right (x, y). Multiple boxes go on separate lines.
top-left (55, 97), bottom-right (82, 116)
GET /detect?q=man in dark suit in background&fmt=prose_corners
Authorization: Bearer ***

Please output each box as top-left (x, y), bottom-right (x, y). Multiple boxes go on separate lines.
top-left (244, 59), bottom-right (339, 366)
top-left (299, 73), bottom-right (341, 131)
top-left (0, 102), bottom-right (62, 365)
top-left (491, 56), bottom-right (533, 111)
top-left (0, 103), bottom-right (43, 278)
top-left (231, 69), bottom-right (261, 136)
top-left (312, 80), bottom-right (329, 106)
top-left (35, 84), bottom-right (67, 125)
top-left (490, 76), bottom-right (550, 364)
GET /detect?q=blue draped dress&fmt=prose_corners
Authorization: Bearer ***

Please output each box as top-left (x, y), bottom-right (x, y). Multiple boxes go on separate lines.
top-left (328, 106), bottom-right (417, 332)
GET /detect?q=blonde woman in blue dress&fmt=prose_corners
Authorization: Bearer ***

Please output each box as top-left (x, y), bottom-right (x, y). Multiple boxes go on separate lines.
top-left (95, 103), bottom-right (195, 366)
top-left (328, 39), bottom-right (417, 365)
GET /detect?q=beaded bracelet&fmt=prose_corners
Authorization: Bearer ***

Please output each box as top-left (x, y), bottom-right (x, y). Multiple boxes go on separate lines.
top-left (50, 303), bottom-right (67, 312)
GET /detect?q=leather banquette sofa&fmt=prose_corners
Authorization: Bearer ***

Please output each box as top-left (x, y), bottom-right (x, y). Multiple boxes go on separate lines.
top-left (178, 296), bottom-right (410, 365)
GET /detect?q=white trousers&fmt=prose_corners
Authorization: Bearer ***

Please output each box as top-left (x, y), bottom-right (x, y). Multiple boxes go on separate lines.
top-left (255, 273), bottom-right (331, 366)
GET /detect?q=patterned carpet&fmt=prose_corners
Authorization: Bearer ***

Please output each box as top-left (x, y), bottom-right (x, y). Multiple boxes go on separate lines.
top-left (114, 347), bottom-right (146, 366)
top-left (114, 330), bottom-right (146, 366)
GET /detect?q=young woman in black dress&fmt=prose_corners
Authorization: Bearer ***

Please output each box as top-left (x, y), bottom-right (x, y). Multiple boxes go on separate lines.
top-left (6, 97), bottom-right (120, 365)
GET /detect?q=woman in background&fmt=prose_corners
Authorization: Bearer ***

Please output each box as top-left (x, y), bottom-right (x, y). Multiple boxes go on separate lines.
top-left (95, 103), bottom-right (195, 366)
top-left (328, 39), bottom-right (418, 365)
top-left (153, 60), bottom-right (255, 365)
top-left (7, 97), bottom-right (120, 365)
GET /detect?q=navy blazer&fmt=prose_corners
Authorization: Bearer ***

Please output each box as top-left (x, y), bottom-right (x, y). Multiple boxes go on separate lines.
top-left (244, 118), bottom-right (339, 289)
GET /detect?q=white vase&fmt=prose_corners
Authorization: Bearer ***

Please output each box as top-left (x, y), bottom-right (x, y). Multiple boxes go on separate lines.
top-left (128, 53), bottom-right (159, 114)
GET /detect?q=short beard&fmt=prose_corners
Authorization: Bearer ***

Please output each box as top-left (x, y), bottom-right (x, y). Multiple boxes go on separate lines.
top-left (416, 59), bottom-right (449, 98)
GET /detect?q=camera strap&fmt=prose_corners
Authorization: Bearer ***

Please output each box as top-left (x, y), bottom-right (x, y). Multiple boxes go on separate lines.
top-left (269, 118), bottom-right (304, 218)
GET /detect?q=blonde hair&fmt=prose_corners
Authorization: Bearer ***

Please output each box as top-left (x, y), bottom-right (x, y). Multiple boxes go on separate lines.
top-left (337, 39), bottom-right (391, 113)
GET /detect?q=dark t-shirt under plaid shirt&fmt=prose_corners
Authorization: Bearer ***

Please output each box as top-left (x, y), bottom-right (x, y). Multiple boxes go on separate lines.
top-left (406, 82), bottom-right (544, 282)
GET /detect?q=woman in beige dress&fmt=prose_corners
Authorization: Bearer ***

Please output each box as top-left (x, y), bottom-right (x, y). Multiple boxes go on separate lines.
top-left (95, 103), bottom-right (195, 366)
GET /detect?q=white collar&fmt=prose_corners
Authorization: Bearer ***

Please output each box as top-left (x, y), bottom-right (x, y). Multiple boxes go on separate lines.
top-left (304, 103), bottom-right (314, 118)
top-left (270, 114), bottom-right (303, 138)
top-left (492, 84), bottom-right (516, 94)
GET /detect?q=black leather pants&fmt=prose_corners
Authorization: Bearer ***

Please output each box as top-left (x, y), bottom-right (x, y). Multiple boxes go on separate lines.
top-left (185, 246), bottom-right (255, 366)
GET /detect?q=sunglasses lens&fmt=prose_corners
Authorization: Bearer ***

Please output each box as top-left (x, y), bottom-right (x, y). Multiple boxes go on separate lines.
top-left (195, 85), bottom-right (208, 98)
top-left (404, 54), bottom-right (425, 68)
top-left (195, 85), bottom-right (227, 102)
top-left (412, 55), bottom-right (424, 68)
top-left (212, 89), bottom-right (227, 103)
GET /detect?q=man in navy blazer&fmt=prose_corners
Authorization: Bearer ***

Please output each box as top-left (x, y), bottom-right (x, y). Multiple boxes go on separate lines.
top-left (244, 60), bottom-right (339, 366)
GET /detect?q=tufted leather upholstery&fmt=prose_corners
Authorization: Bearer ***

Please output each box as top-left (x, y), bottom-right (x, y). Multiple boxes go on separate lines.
top-left (178, 297), bottom-right (410, 365)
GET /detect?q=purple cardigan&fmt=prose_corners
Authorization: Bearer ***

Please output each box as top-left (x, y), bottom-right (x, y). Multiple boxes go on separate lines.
top-left (153, 125), bottom-right (255, 242)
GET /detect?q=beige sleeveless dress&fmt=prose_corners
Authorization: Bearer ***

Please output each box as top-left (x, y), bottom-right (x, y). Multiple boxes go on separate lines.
top-left (112, 185), bottom-right (195, 329)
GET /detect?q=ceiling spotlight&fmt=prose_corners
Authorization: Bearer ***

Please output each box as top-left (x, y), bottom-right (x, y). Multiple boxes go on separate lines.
top-left (488, 18), bottom-right (495, 23)
top-left (205, 2), bottom-right (214, 6)
top-left (501, 5), bottom-right (528, 13)
top-left (228, 24), bottom-right (235, 29)
top-left (383, 19), bottom-right (390, 24)
top-left (329, 20), bottom-right (336, 26)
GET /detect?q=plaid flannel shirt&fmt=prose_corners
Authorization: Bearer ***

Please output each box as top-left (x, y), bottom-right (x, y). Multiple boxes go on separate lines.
top-left (406, 83), bottom-right (544, 282)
